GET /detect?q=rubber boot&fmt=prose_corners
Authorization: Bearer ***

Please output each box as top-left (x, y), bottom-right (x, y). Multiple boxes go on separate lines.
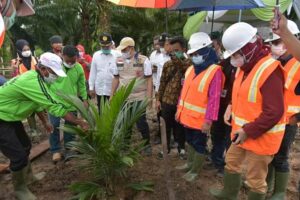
top-left (248, 191), bottom-right (266, 200)
top-left (269, 172), bottom-right (289, 200)
top-left (183, 152), bottom-right (205, 182)
top-left (12, 165), bottom-right (37, 200)
top-left (209, 171), bottom-right (242, 200)
top-left (26, 162), bottom-right (46, 185)
top-left (176, 145), bottom-right (195, 171)
top-left (266, 165), bottom-right (275, 194)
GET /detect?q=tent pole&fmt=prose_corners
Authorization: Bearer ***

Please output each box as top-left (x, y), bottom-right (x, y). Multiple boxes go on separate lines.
top-left (238, 9), bottom-right (242, 22)
top-left (166, 0), bottom-right (168, 33)
top-left (211, 6), bottom-right (215, 33)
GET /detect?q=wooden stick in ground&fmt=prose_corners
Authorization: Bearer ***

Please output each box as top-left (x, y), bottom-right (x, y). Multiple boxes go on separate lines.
top-left (160, 117), bottom-right (176, 200)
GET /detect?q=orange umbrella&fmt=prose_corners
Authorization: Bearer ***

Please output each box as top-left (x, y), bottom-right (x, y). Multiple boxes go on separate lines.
top-left (107, 0), bottom-right (177, 8)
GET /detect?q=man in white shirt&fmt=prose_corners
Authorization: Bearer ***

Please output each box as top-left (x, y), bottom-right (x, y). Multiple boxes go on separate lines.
top-left (149, 33), bottom-right (171, 144)
top-left (149, 34), bottom-right (171, 92)
top-left (89, 33), bottom-right (118, 113)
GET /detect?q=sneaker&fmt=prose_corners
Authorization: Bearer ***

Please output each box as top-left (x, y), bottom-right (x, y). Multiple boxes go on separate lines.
top-left (216, 168), bottom-right (224, 178)
top-left (52, 152), bottom-right (62, 163)
top-left (156, 150), bottom-right (170, 160)
top-left (179, 149), bottom-right (187, 160)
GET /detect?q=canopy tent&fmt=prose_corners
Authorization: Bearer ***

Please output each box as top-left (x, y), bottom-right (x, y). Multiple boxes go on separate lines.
top-left (183, 0), bottom-right (293, 39)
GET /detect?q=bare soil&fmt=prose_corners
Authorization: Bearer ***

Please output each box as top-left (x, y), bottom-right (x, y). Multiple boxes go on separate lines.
top-left (0, 114), bottom-right (299, 200)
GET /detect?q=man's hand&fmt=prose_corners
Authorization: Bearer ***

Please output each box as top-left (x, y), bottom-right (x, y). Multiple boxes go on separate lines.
top-left (89, 90), bottom-right (96, 99)
top-left (289, 115), bottom-right (298, 126)
top-left (224, 104), bottom-right (232, 126)
top-left (83, 100), bottom-right (89, 108)
top-left (156, 100), bottom-right (161, 111)
top-left (271, 10), bottom-right (288, 36)
top-left (232, 128), bottom-right (247, 145)
top-left (201, 121), bottom-right (212, 134)
top-left (44, 122), bottom-right (54, 134)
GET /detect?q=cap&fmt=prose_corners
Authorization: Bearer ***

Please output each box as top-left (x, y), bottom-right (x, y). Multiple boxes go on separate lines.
top-left (16, 0), bottom-right (35, 17)
top-left (49, 35), bottom-right (63, 44)
top-left (99, 33), bottom-right (112, 46)
top-left (117, 37), bottom-right (135, 51)
top-left (39, 52), bottom-right (66, 77)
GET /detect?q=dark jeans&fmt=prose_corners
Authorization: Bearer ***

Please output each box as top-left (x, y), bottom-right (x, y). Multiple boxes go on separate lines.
top-left (97, 95), bottom-right (110, 114)
top-left (0, 120), bottom-right (31, 171)
top-left (211, 119), bottom-right (232, 169)
top-left (161, 103), bottom-right (185, 152)
top-left (185, 127), bottom-right (207, 154)
top-left (49, 112), bottom-right (77, 153)
top-left (271, 124), bottom-right (298, 172)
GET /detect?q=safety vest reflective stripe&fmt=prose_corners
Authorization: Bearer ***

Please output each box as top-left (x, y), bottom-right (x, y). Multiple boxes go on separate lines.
top-left (232, 113), bottom-right (285, 134)
top-left (185, 66), bottom-right (193, 79)
top-left (248, 58), bottom-right (277, 102)
top-left (198, 64), bottom-right (218, 92)
top-left (179, 99), bottom-right (206, 114)
top-left (285, 60), bottom-right (300, 89)
top-left (287, 106), bottom-right (300, 113)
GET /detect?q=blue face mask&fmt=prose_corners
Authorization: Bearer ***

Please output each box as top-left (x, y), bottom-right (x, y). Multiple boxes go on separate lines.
top-left (102, 49), bottom-right (111, 55)
top-left (3, 10), bottom-right (16, 30)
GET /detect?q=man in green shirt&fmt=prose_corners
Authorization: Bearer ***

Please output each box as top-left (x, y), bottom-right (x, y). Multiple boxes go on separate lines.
top-left (48, 45), bottom-right (88, 162)
top-left (0, 52), bottom-right (87, 200)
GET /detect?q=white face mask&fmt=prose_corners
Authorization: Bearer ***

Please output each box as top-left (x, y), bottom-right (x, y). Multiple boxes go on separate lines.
top-left (44, 73), bottom-right (58, 84)
top-left (230, 55), bottom-right (245, 68)
top-left (122, 51), bottom-right (131, 59)
top-left (63, 62), bottom-right (75, 68)
top-left (22, 50), bottom-right (31, 58)
top-left (192, 55), bottom-right (204, 65)
top-left (159, 48), bottom-right (165, 53)
top-left (271, 43), bottom-right (287, 58)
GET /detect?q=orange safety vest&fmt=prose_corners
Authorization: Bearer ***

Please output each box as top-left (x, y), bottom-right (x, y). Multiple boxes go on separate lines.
top-left (284, 57), bottom-right (300, 119)
top-left (177, 64), bottom-right (224, 130)
top-left (231, 55), bottom-right (286, 156)
top-left (18, 57), bottom-right (37, 75)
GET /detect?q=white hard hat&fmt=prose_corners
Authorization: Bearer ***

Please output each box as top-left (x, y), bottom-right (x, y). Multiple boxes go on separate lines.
top-left (187, 32), bottom-right (212, 55)
top-left (222, 22), bottom-right (257, 59)
top-left (265, 20), bottom-right (300, 43)
top-left (40, 52), bottom-right (66, 77)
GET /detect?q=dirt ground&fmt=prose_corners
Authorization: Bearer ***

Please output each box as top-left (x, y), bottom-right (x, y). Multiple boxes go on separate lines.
top-left (0, 114), bottom-right (300, 200)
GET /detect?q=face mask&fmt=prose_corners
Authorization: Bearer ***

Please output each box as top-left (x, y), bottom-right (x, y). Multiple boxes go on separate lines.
top-left (63, 62), bottom-right (75, 68)
top-left (192, 55), bottom-right (204, 65)
top-left (3, 10), bottom-right (16, 30)
top-left (175, 51), bottom-right (184, 60)
top-left (230, 55), bottom-right (245, 68)
top-left (271, 43), bottom-right (287, 58)
top-left (102, 49), bottom-right (111, 55)
top-left (159, 48), bottom-right (165, 53)
top-left (44, 73), bottom-right (58, 84)
top-left (21, 50), bottom-right (31, 58)
top-left (122, 51), bottom-right (131, 59)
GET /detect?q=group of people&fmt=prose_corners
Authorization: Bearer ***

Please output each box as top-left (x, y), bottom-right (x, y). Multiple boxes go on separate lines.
top-left (0, 1), bottom-right (299, 199)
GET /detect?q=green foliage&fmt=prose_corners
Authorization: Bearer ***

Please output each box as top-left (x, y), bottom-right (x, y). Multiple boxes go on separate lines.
top-left (60, 79), bottom-right (149, 199)
top-left (127, 181), bottom-right (154, 192)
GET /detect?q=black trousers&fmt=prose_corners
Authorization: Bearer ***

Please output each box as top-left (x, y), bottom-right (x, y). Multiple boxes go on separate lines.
top-left (271, 124), bottom-right (298, 172)
top-left (210, 118), bottom-right (232, 169)
top-left (0, 120), bottom-right (31, 171)
top-left (161, 103), bottom-right (185, 152)
top-left (97, 95), bottom-right (110, 114)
